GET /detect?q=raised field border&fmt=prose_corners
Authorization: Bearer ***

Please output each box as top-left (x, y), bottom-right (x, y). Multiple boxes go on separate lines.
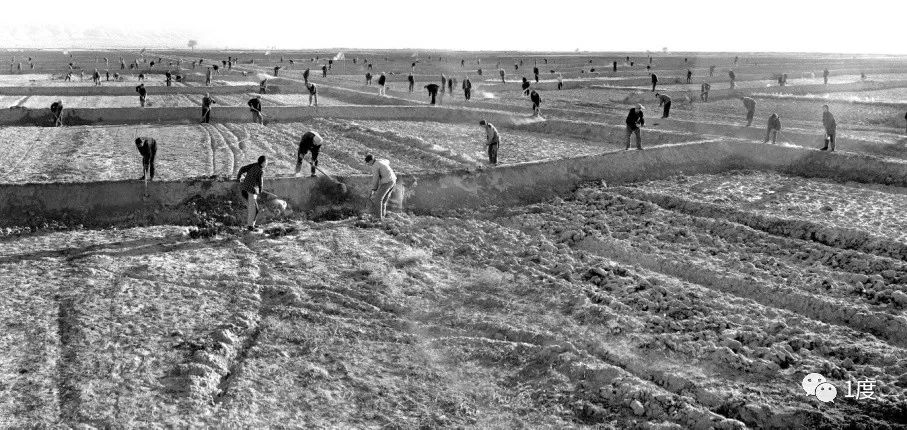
top-left (0, 140), bottom-right (904, 228)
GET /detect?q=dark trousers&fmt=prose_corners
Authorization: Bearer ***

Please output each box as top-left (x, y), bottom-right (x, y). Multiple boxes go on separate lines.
top-left (429, 91), bottom-right (437, 105)
top-left (409, 81), bottom-right (414, 92)
top-left (202, 108), bottom-right (211, 123)
top-left (662, 101), bottom-right (671, 118)
top-left (464, 88), bottom-right (471, 100)
top-left (765, 128), bottom-right (778, 143)
top-left (746, 110), bottom-right (755, 127)
top-left (652, 82), bottom-right (657, 92)
top-left (822, 132), bottom-right (836, 151)
top-left (139, 95), bottom-right (145, 107)
top-left (626, 127), bottom-right (642, 149)
top-left (487, 143), bottom-right (498, 164)
top-left (534, 74), bottom-right (539, 83)
top-left (142, 151), bottom-right (156, 180)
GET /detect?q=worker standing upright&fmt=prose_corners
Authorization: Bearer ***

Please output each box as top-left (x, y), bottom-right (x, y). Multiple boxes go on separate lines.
top-left (521, 77), bottom-right (530, 96)
top-left (651, 73), bottom-right (658, 92)
top-left (303, 68), bottom-right (310, 84)
top-left (821, 105), bottom-right (836, 151)
top-left (322, 64), bottom-right (327, 77)
top-left (823, 68), bottom-right (830, 85)
top-left (462, 77), bottom-right (472, 101)
top-left (479, 120), bottom-right (500, 165)
top-left (700, 82), bottom-right (711, 102)
top-left (728, 70), bottom-right (736, 89)
top-left (533, 66), bottom-right (539, 83)
top-left (686, 69), bottom-right (692, 84)
top-left (408, 73), bottom-right (415, 93)
top-left (499, 68), bottom-right (505, 83)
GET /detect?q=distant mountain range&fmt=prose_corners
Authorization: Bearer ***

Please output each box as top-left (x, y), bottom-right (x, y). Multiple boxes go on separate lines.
top-left (0, 25), bottom-right (196, 49)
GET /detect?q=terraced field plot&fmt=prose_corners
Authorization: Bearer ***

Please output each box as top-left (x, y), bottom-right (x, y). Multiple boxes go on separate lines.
top-left (0, 120), bottom-right (609, 183)
top-left (2, 170), bottom-right (906, 428)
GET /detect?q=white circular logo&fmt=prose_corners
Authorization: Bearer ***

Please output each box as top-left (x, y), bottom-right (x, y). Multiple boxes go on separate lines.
top-left (815, 382), bottom-right (837, 402)
top-left (802, 373), bottom-right (827, 395)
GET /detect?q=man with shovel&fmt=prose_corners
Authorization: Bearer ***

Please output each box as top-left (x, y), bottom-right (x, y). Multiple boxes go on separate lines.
top-left (50, 100), bottom-right (64, 127)
top-left (248, 95), bottom-right (264, 124)
top-left (135, 137), bottom-right (157, 181)
top-left (295, 131), bottom-right (324, 177)
top-left (201, 93), bottom-right (216, 123)
top-left (365, 154), bottom-right (396, 221)
top-left (136, 83), bottom-right (147, 107)
top-left (237, 155), bottom-right (267, 232)
top-left (306, 82), bottom-right (319, 106)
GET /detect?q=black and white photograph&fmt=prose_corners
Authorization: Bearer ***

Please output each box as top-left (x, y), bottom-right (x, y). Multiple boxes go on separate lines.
top-left (0, 0), bottom-right (906, 428)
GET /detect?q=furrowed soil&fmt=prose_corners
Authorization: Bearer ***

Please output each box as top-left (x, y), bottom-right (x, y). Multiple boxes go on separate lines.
top-left (1, 171), bottom-right (906, 428)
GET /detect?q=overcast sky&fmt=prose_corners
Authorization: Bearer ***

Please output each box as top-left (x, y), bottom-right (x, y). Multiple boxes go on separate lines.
top-left (0, 0), bottom-right (902, 54)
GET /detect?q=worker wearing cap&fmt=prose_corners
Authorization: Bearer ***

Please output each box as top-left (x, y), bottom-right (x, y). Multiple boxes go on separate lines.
top-left (365, 154), bottom-right (396, 221)
top-left (625, 104), bottom-right (645, 150)
top-left (295, 131), bottom-right (324, 177)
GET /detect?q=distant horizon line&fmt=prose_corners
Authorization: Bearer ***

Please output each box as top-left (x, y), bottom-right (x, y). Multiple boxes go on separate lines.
top-left (1, 47), bottom-right (905, 57)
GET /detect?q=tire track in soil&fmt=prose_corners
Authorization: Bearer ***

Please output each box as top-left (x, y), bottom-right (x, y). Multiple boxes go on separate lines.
top-left (199, 123), bottom-right (216, 175)
top-left (214, 123), bottom-right (241, 174)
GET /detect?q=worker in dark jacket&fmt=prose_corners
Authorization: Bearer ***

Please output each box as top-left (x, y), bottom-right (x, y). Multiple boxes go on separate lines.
top-left (530, 90), bottom-right (542, 117)
top-left (742, 97), bottom-right (756, 126)
top-left (728, 70), bottom-right (736, 89)
top-left (248, 95), bottom-right (264, 124)
top-left (237, 156), bottom-right (267, 231)
top-left (821, 105), bottom-right (836, 151)
top-left (134, 137), bottom-right (157, 181)
top-left (655, 93), bottom-right (672, 118)
top-left (625, 104), bottom-right (645, 150)
top-left (651, 73), bottom-right (658, 92)
top-left (425, 83), bottom-right (440, 105)
top-left (135, 84), bottom-right (147, 107)
top-left (307, 83), bottom-right (318, 106)
top-left (50, 100), bottom-right (64, 127)
top-left (765, 113), bottom-right (782, 144)
top-left (303, 68), bottom-right (310, 83)
top-left (521, 77), bottom-right (530, 95)
top-left (201, 93), bottom-right (216, 123)
top-left (823, 68), bottom-right (829, 85)
top-left (365, 72), bottom-right (372, 85)
top-left (533, 66), bottom-right (539, 83)
top-left (499, 68), bottom-right (505, 83)
top-left (462, 77), bottom-right (472, 100)
top-left (295, 131), bottom-right (324, 177)
top-left (321, 65), bottom-right (327, 77)
top-left (377, 73), bottom-right (387, 96)
top-left (408, 73), bottom-right (415, 92)
top-left (686, 69), bottom-right (692, 84)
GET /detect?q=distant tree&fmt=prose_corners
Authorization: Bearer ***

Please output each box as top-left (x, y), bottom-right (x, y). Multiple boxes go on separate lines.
top-left (188, 40), bottom-right (198, 50)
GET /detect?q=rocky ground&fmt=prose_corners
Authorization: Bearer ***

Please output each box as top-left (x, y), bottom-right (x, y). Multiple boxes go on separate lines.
top-left (1, 171), bottom-right (905, 428)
